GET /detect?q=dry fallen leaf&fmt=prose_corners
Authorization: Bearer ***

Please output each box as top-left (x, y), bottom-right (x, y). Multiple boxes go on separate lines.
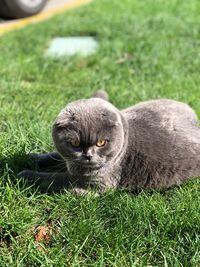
top-left (35, 226), bottom-right (49, 242)
top-left (116, 53), bottom-right (133, 64)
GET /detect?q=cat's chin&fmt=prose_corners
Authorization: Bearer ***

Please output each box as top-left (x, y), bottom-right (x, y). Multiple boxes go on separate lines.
top-left (80, 162), bottom-right (103, 168)
top-left (75, 160), bottom-right (105, 169)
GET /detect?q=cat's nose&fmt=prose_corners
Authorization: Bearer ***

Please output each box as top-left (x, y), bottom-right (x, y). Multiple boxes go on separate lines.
top-left (83, 150), bottom-right (93, 161)
top-left (83, 148), bottom-right (93, 161)
top-left (84, 154), bottom-right (92, 161)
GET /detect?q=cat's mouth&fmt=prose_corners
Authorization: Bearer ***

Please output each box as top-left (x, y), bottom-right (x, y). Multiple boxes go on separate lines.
top-left (75, 159), bottom-right (105, 168)
top-left (64, 155), bottom-right (105, 169)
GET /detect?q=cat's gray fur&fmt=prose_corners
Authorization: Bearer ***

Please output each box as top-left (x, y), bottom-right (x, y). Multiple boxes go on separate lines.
top-left (18, 92), bottom-right (200, 193)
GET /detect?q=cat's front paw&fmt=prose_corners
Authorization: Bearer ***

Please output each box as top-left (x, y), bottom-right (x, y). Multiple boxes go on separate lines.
top-left (27, 153), bottom-right (41, 169)
top-left (17, 170), bottom-right (36, 183)
top-left (69, 187), bottom-right (99, 196)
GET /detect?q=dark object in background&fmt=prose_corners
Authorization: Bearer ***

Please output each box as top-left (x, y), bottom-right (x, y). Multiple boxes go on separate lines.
top-left (0, 0), bottom-right (47, 19)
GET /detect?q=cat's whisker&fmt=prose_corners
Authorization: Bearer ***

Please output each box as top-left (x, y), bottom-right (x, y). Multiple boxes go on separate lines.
top-left (43, 162), bottom-right (66, 172)
top-left (48, 155), bottom-right (65, 163)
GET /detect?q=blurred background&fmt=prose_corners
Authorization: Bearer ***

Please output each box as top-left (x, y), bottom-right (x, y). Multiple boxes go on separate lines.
top-left (0, 0), bottom-right (50, 19)
top-left (0, 0), bottom-right (82, 35)
top-left (0, 0), bottom-right (58, 19)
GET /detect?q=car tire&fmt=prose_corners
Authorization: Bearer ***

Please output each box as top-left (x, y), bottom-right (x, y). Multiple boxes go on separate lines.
top-left (0, 0), bottom-right (47, 19)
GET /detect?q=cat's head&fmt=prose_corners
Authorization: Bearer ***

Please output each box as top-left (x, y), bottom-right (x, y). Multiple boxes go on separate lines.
top-left (52, 98), bottom-right (126, 171)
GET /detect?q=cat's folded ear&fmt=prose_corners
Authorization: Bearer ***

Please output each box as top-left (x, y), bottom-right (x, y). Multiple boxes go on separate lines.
top-left (53, 109), bottom-right (74, 129)
top-left (54, 118), bottom-right (68, 129)
top-left (107, 119), bottom-right (120, 127)
top-left (101, 110), bottom-right (120, 127)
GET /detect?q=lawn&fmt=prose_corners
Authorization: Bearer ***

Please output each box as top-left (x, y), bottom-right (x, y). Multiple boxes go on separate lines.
top-left (0, 0), bottom-right (200, 266)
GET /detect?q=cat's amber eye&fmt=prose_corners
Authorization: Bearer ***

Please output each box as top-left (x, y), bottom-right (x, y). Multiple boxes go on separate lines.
top-left (71, 139), bottom-right (80, 147)
top-left (96, 139), bottom-right (106, 147)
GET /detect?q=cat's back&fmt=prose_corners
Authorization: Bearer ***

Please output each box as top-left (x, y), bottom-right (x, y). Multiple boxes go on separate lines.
top-left (121, 99), bottom-right (200, 164)
top-left (122, 99), bottom-right (197, 126)
top-left (120, 99), bottom-right (200, 188)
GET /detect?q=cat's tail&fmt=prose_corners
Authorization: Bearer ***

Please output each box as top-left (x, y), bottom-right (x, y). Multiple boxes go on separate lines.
top-left (92, 90), bottom-right (109, 101)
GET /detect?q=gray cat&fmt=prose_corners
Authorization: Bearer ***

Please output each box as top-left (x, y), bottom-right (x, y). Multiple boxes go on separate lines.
top-left (18, 91), bottom-right (200, 194)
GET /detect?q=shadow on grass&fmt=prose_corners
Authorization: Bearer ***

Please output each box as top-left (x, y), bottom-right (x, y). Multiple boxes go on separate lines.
top-left (0, 152), bottom-right (62, 194)
top-left (0, 151), bottom-right (183, 197)
top-left (0, 152), bottom-right (30, 177)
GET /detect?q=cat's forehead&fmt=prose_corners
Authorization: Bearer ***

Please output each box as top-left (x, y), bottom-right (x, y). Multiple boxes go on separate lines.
top-left (54, 98), bottom-right (121, 135)
top-left (68, 98), bottom-right (114, 112)
top-left (65, 98), bottom-right (119, 125)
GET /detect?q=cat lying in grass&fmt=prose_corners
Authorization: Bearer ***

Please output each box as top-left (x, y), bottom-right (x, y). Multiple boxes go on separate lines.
top-left (18, 91), bottom-right (200, 194)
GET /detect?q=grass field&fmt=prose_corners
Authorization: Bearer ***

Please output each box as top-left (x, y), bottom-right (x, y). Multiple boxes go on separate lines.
top-left (0, 0), bottom-right (200, 266)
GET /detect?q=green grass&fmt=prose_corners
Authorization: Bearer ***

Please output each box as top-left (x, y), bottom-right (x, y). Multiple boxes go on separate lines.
top-left (0, 0), bottom-right (200, 265)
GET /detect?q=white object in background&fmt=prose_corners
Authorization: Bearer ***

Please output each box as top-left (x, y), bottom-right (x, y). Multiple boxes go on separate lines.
top-left (46, 37), bottom-right (98, 57)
